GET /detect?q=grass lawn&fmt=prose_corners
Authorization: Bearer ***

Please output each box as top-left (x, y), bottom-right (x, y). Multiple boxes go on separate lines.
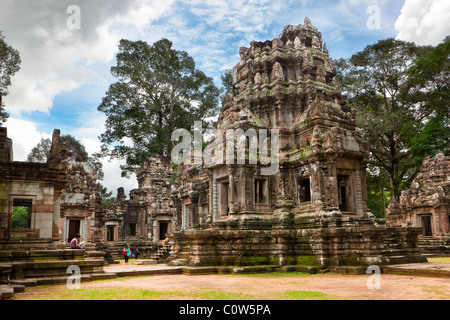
top-left (15, 271), bottom-right (342, 300)
top-left (427, 256), bottom-right (450, 264)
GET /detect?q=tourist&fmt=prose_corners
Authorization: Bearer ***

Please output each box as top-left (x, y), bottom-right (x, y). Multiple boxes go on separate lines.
top-left (70, 234), bottom-right (82, 249)
top-left (134, 247), bottom-right (140, 261)
top-left (123, 243), bottom-right (131, 264)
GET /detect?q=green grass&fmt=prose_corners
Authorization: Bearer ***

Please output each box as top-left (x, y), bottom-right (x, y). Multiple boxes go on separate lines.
top-left (21, 287), bottom-right (340, 300)
top-left (421, 285), bottom-right (450, 299)
top-left (427, 257), bottom-right (450, 264)
top-left (15, 270), bottom-right (347, 301)
top-left (279, 290), bottom-right (342, 300)
top-left (230, 271), bottom-right (313, 277)
top-left (17, 282), bottom-right (341, 300)
top-left (22, 287), bottom-right (183, 300)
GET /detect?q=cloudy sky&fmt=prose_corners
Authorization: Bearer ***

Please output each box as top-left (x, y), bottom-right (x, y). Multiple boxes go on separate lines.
top-left (1, 0), bottom-right (449, 197)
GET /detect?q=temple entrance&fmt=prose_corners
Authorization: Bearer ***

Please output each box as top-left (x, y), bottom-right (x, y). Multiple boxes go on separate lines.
top-left (219, 179), bottom-right (229, 216)
top-left (421, 215), bottom-right (433, 236)
top-left (106, 226), bottom-right (115, 241)
top-left (337, 175), bottom-right (348, 212)
top-left (67, 219), bottom-right (80, 243)
top-left (298, 177), bottom-right (311, 203)
top-left (159, 222), bottom-right (169, 240)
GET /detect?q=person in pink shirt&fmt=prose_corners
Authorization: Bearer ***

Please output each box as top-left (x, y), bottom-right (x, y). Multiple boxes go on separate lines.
top-left (70, 234), bottom-right (82, 249)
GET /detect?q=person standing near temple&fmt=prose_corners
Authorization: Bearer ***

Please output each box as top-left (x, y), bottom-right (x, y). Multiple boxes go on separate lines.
top-left (123, 243), bottom-right (131, 264)
top-left (134, 247), bottom-right (140, 261)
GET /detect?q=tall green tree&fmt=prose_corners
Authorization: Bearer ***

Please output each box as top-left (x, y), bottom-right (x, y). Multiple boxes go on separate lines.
top-left (220, 68), bottom-right (233, 98)
top-left (97, 38), bottom-right (221, 177)
top-left (0, 31), bottom-right (21, 125)
top-left (334, 38), bottom-right (445, 202)
top-left (401, 36), bottom-right (450, 165)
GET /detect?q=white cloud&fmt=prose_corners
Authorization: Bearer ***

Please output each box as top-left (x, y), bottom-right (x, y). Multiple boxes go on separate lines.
top-left (395, 0), bottom-right (450, 45)
top-left (1, 0), bottom-right (173, 115)
top-left (5, 118), bottom-right (50, 161)
top-left (75, 111), bottom-right (138, 196)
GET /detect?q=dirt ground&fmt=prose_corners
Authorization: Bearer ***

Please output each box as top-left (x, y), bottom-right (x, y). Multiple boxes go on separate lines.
top-left (16, 272), bottom-right (450, 300)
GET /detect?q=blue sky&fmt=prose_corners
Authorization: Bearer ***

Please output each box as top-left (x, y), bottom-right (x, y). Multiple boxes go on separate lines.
top-left (1, 0), bottom-right (449, 195)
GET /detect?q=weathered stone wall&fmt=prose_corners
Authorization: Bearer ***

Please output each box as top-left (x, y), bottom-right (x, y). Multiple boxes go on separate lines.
top-left (102, 156), bottom-right (176, 258)
top-left (0, 127), bottom-right (12, 162)
top-left (172, 214), bottom-right (424, 267)
top-left (59, 151), bottom-right (104, 246)
top-left (387, 153), bottom-right (450, 254)
top-left (0, 129), bottom-right (67, 241)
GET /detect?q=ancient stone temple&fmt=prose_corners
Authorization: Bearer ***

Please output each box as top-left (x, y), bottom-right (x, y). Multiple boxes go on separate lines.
top-left (169, 19), bottom-right (426, 267)
top-left (0, 128), bottom-right (68, 243)
top-left (103, 156), bottom-right (175, 258)
top-left (387, 153), bottom-right (450, 255)
top-left (0, 128), bottom-right (108, 285)
top-left (60, 150), bottom-right (105, 247)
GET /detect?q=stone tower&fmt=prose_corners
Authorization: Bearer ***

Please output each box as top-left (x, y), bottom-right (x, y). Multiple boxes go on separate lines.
top-left (170, 19), bottom-right (426, 268)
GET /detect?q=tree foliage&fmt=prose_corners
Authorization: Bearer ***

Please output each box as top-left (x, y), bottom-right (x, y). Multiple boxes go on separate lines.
top-left (0, 31), bottom-right (21, 125)
top-left (12, 206), bottom-right (29, 229)
top-left (98, 183), bottom-right (115, 206)
top-left (335, 38), bottom-right (448, 204)
top-left (27, 134), bottom-right (104, 180)
top-left (97, 38), bottom-right (221, 177)
top-left (220, 68), bottom-right (233, 97)
top-left (401, 36), bottom-right (450, 165)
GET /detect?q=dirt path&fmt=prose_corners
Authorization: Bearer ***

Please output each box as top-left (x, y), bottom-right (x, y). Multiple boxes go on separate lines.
top-left (16, 272), bottom-right (450, 300)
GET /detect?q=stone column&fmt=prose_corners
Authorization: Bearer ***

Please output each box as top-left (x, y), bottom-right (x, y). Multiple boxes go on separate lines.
top-left (354, 170), bottom-right (364, 216)
top-left (228, 166), bottom-right (236, 214)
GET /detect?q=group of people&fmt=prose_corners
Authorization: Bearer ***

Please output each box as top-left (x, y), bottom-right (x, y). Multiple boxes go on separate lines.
top-left (70, 235), bottom-right (140, 265)
top-left (71, 235), bottom-right (163, 265)
top-left (122, 243), bottom-right (140, 264)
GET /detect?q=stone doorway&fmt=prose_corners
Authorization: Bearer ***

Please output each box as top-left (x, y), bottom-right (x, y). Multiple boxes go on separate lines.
top-left (106, 226), bottom-right (115, 241)
top-left (67, 219), bottom-right (81, 243)
top-left (219, 179), bottom-right (229, 217)
top-left (421, 215), bottom-right (433, 236)
top-left (298, 177), bottom-right (311, 203)
top-left (159, 221), bottom-right (169, 240)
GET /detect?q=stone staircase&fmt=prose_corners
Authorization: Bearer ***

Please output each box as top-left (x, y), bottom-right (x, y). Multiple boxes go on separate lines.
top-left (150, 243), bottom-right (173, 262)
top-left (382, 227), bottom-right (428, 264)
top-left (418, 237), bottom-right (450, 256)
top-left (0, 248), bottom-right (110, 300)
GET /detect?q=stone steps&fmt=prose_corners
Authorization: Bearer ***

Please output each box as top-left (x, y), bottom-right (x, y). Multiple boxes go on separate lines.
top-left (7, 259), bottom-right (106, 280)
top-left (150, 244), bottom-right (172, 261)
top-left (8, 272), bottom-right (117, 287)
top-left (0, 284), bottom-right (25, 300)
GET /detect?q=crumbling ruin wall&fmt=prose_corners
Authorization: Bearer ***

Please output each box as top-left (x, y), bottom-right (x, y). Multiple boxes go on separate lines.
top-left (59, 151), bottom-right (105, 247)
top-left (0, 129), bottom-right (67, 246)
top-left (102, 156), bottom-right (175, 259)
top-left (387, 153), bottom-right (450, 255)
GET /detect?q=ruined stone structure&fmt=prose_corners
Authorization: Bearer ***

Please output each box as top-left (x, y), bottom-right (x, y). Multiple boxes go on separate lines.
top-left (0, 128), bottom-right (108, 287)
top-left (60, 151), bottom-right (105, 247)
top-left (387, 153), bottom-right (450, 255)
top-left (137, 156), bottom-right (175, 243)
top-left (0, 127), bottom-right (12, 162)
top-left (0, 125), bottom-right (175, 275)
top-left (103, 156), bottom-right (175, 259)
top-left (0, 129), bottom-right (68, 244)
top-left (170, 19), bottom-right (426, 267)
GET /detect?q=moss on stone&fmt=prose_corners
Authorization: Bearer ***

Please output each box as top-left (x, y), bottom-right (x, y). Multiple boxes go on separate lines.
top-left (295, 255), bottom-right (319, 266)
